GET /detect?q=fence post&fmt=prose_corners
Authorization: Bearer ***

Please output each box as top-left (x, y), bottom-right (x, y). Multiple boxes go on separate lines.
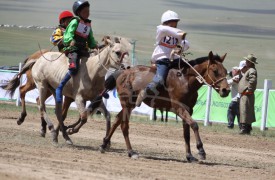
top-left (261, 79), bottom-right (272, 131)
top-left (16, 62), bottom-right (22, 106)
top-left (130, 40), bottom-right (137, 66)
top-left (204, 86), bottom-right (212, 126)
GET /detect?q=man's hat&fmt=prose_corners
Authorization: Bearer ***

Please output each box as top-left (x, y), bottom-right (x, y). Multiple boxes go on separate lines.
top-left (243, 54), bottom-right (258, 64)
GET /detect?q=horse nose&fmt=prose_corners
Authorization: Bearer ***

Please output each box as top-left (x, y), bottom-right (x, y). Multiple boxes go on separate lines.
top-left (221, 88), bottom-right (230, 96)
top-left (120, 65), bottom-right (125, 69)
top-left (126, 66), bottom-right (131, 69)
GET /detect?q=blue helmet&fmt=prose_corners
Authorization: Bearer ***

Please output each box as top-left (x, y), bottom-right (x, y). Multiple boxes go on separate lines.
top-left (72, 0), bottom-right (90, 16)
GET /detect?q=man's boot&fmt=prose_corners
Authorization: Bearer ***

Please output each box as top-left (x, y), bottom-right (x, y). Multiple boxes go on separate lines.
top-left (239, 123), bottom-right (250, 135)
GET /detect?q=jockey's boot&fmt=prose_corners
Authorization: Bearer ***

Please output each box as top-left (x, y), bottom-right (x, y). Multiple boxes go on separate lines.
top-left (56, 72), bottom-right (71, 103)
top-left (136, 83), bottom-right (158, 107)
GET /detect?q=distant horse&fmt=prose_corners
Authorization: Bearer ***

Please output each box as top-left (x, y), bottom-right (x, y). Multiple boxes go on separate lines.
top-left (0, 36), bottom-right (115, 137)
top-left (27, 37), bottom-right (131, 145)
top-left (98, 51), bottom-right (230, 162)
top-left (153, 108), bottom-right (168, 122)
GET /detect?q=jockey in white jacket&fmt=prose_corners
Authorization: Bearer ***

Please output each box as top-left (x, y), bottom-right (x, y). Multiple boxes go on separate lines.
top-left (136, 10), bottom-right (190, 107)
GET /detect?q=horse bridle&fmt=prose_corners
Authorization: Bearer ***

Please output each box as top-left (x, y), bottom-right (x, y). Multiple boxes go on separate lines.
top-left (98, 43), bottom-right (129, 72)
top-left (181, 57), bottom-right (226, 90)
top-left (204, 60), bottom-right (227, 90)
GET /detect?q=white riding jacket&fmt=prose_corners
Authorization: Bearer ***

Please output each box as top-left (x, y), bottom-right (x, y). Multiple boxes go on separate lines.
top-left (151, 25), bottom-right (190, 63)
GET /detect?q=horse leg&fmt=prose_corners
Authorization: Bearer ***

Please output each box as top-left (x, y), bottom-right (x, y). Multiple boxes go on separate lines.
top-left (55, 96), bottom-right (74, 137)
top-left (37, 85), bottom-right (58, 144)
top-left (100, 110), bottom-right (124, 152)
top-left (36, 90), bottom-right (52, 137)
top-left (165, 110), bottom-right (168, 122)
top-left (55, 101), bottom-right (73, 145)
top-left (98, 102), bottom-right (111, 142)
top-left (66, 98), bottom-right (87, 136)
top-left (17, 85), bottom-right (28, 125)
top-left (178, 108), bottom-right (206, 161)
top-left (153, 108), bottom-right (157, 121)
top-left (183, 122), bottom-right (197, 162)
top-left (17, 81), bottom-right (35, 125)
top-left (120, 108), bottom-right (137, 158)
top-left (160, 109), bottom-right (164, 122)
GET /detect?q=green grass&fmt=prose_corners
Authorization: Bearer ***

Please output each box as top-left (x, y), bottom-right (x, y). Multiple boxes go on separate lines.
top-left (1, 101), bottom-right (274, 139)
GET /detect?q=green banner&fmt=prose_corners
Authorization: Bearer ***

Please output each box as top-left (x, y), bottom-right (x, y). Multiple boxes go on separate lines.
top-left (267, 90), bottom-right (275, 127)
top-left (155, 86), bottom-right (275, 128)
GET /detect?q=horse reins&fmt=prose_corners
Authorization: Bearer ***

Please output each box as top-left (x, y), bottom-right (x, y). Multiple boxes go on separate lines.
top-left (180, 55), bottom-right (226, 90)
top-left (38, 42), bottom-right (65, 62)
top-left (97, 44), bottom-right (128, 73)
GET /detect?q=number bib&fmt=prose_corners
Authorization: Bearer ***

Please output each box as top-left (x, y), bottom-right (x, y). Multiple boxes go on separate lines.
top-left (159, 36), bottom-right (179, 48)
top-left (75, 20), bottom-right (91, 38)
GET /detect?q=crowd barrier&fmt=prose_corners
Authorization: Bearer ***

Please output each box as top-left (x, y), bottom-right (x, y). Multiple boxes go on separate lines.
top-left (1, 69), bottom-right (274, 130)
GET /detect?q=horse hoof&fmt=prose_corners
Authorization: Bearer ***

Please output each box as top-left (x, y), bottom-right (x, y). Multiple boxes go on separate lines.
top-left (199, 154), bottom-right (206, 160)
top-left (186, 155), bottom-right (198, 162)
top-left (99, 146), bottom-right (106, 153)
top-left (198, 151), bottom-right (206, 160)
top-left (51, 139), bottom-right (58, 146)
top-left (128, 151), bottom-right (139, 159)
top-left (40, 131), bottom-right (46, 138)
top-left (17, 120), bottom-right (23, 125)
top-left (66, 139), bottom-right (73, 145)
top-left (67, 129), bottom-right (74, 135)
top-left (131, 154), bottom-right (139, 159)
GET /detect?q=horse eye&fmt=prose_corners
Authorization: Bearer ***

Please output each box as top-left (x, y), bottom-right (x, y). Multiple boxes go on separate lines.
top-left (214, 70), bottom-right (219, 76)
top-left (115, 51), bottom-right (121, 57)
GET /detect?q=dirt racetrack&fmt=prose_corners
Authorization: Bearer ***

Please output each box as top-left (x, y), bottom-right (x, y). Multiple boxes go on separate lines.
top-left (0, 102), bottom-right (275, 180)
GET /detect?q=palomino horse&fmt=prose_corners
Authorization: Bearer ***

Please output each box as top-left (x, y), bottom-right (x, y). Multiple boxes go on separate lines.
top-left (97, 51), bottom-right (230, 162)
top-left (1, 36), bottom-right (129, 139)
top-left (28, 38), bottom-right (130, 145)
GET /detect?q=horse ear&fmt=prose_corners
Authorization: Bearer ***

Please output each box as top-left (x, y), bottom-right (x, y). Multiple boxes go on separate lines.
top-left (209, 51), bottom-right (214, 62)
top-left (114, 37), bottom-right (120, 43)
top-left (220, 53), bottom-right (227, 63)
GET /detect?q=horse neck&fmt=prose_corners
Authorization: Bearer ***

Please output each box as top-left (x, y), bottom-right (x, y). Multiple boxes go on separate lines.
top-left (87, 46), bottom-right (111, 75)
top-left (187, 60), bottom-right (209, 91)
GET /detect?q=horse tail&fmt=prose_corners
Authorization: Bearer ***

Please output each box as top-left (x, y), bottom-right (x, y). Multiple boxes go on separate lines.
top-left (104, 70), bottom-right (123, 91)
top-left (0, 59), bottom-right (36, 97)
top-left (87, 70), bottom-right (124, 111)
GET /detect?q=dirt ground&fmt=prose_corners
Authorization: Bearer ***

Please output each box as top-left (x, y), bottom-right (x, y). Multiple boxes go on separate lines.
top-left (0, 104), bottom-right (275, 180)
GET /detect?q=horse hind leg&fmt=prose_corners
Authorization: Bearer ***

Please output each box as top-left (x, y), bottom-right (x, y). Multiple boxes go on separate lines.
top-left (97, 102), bottom-right (111, 149)
top-left (17, 83), bottom-right (35, 125)
top-left (38, 85), bottom-right (58, 144)
top-left (36, 90), bottom-right (52, 138)
top-left (120, 108), bottom-right (138, 158)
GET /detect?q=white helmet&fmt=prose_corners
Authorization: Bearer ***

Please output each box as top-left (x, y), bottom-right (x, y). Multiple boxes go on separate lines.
top-left (161, 10), bottom-right (180, 24)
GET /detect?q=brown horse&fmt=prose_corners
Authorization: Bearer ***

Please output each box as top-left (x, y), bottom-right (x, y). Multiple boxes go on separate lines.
top-left (97, 51), bottom-right (230, 162)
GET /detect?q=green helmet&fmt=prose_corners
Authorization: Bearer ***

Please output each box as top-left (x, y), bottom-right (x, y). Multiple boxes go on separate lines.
top-left (72, 0), bottom-right (90, 16)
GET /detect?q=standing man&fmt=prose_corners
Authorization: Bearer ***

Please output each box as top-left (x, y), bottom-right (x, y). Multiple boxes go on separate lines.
top-left (227, 61), bottom-right (245, 129)
top-left (238, 54), bottom-right (258, 135)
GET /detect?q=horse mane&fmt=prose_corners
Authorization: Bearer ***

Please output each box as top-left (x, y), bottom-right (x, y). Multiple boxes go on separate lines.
top-left (188, 54), bottom-right (222, 67)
